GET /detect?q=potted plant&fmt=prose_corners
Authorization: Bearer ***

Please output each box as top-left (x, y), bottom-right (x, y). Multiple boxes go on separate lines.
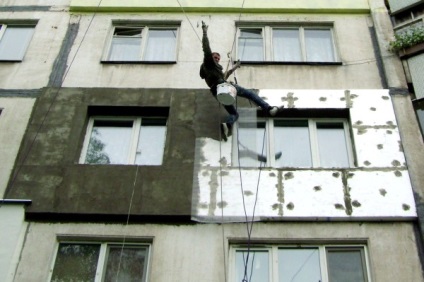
top-left (389, 26), bottom-right (424, 58)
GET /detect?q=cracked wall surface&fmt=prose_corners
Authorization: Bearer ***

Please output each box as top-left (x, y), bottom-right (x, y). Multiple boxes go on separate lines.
top-left (192, 89), bottom-right (417, 222)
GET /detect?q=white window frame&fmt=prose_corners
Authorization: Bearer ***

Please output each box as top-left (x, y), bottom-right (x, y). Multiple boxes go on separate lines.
top-left (236, 24), bottom-right (338, 63)
top-left (103, 23), bottom-right (179, 62)
top-left (229, 244), bottom-right (371, 282)
top-left (233, 118), bottom-right (354, 168)
top-left (0, 23), bottom-right (35, 61)
top-left (48, 241), bottom-right (151, 282)
top-left (79, 116), bottom-right (167, 165)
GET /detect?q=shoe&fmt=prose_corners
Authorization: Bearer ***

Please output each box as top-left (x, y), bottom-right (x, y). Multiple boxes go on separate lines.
top-left (268, 106), bottom-right (284, 116)
top-left (220, 123), bottom-right (228, 142)
top-left (275, 151), bottom-right (282, 160)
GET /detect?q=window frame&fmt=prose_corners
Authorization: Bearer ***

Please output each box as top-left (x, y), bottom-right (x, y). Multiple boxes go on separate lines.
top-left (0, 23), bottom-right (36, 62)
top-left (102, 22), bottom-right (180, 63)
top-left (49, 240), bottom-right (151, 282)
top-left (79, 115), bottom-right (168, 165)
top-left (229, 244), bottom-right (371, 282)
top-left (236, 23), bottom-right (340, 64)
top-left (233, 117), bottom-right (355, 168)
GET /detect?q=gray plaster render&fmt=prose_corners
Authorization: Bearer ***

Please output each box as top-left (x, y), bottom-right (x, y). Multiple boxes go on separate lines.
top-left (11, 221), bottom-right (424, 282)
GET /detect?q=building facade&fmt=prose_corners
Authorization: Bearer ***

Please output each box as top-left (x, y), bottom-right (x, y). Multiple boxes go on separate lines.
top-left (1, 0), bottom-right (424, 281)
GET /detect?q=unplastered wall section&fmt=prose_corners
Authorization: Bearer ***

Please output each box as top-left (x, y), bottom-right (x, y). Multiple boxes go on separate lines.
top-left (192, 89), bottom-right (416, 221)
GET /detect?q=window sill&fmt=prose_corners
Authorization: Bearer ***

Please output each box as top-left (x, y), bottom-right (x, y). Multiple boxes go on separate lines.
top-left (0, 59), bottom-right (23, 63)
top-left (240, 61), bottom-right (343, 66)
top-left (101, 60), bottom-right (177, 65)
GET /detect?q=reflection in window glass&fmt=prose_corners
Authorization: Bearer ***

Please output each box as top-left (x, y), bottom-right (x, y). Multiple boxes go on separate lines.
top-left (238, 121), bottom-right (267, 167)
top-left (238, 29), bottom-right (264, 61)
top-left (305, 29), bottom-right (335, 62)
top-left (236, 250), bottom-right (269, 282)
top-left (317, 122), bottom-right (349, 167)
top-left (85, 120), bottom-right (133, 164)
top-left (135, 118), bottom-right (167, 165)
top-left (327, 249), bottom-right (367, 282)
top-left (108, 27), bottom-right (142, 61)
top-left (51, 243), bottom-right (100, 282)
top-left (274, 120), bottom-right (312, 167)
top-left (278, 248), bottom-right (321, 282)
top-left (104, 246), bottom-right (148, 282)
top-left (0, 26), bottom-right (35, 60)
top-left (273, 29), bottom-right (301, 61)
top-left (144, 29), bottom-right (177, 61)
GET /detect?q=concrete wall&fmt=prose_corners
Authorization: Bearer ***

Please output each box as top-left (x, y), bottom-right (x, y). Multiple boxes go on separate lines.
top-left (6, 87), bottom-right (199, 218)
top-left (52, 12), bottom-right (384, 90)
top-left (12, 221), bottom-right (424, 282)
top-left (70, 0), bottom-right (369, 13)
top-left (0, 205), bottom-right (28, 282)
top-left (0, 1), bottom-right (71, 89)
top-left (0, 97), bottom-right (35, 197)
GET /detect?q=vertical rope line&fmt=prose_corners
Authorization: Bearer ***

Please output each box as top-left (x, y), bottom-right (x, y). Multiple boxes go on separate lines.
top-left (176, 0), bottom-right (202, 43)
top-left (5, 0), bottom-right (103, 197)
top-left (115, 165), bottom-right (139, 282)
top-left (218, 103), bottom-right (228, 282)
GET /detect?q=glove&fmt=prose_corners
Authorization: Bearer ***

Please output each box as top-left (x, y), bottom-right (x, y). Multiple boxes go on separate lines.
top-left (201, 21), bottom-right (208, 32)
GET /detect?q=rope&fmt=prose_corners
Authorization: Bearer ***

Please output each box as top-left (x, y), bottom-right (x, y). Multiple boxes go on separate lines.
top-left (116, 165), bottom-right (139, 282)
top-left (175, 0), bottom-right (202, 43)
top-left (218, 103), bottom-right (228, 282)
top-left (5, 0), bottom-right (103, 196)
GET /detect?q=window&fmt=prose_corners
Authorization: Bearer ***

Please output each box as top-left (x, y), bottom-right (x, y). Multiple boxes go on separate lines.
top-left (0, 24), bottom-right (35, 61)
top-left (104, 23), bottom-right (179, 62)
top-left (392, 3), bottom-right (424, 26)
top-left (235, 118), bottom-right (353, 168)
top-left (232, 245), bottom-right (370, 282)
top-left (80, 116), bottom-right (167, 165)
top-left (237, 25), bottom-right (337, 63)
top-left (50, 242), bottom-right (150, 282)
top-left (414, 98), bottom-right (424, 139)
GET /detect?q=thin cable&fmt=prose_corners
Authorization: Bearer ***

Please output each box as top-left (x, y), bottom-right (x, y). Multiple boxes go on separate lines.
top-left (176, 0), bottom-right (202, 43)
top-left (5, 0), bottom-right (103, 197)
top-left (218, 102), bottom-right (228, 282)
top-left (230, 0), bottom-right (246, 56)
top-left (115, 165), bottom-right (140, 282)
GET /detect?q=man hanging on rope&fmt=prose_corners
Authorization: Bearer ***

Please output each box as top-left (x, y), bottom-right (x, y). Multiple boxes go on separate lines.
top-left (199, 21), bottom-right (282, 141)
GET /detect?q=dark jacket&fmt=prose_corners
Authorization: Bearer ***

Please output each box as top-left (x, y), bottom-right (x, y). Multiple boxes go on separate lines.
top-left (199, 30), bottom-right (225, 89)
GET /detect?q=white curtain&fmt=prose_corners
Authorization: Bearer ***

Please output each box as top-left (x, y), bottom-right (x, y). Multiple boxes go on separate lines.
top-left (0, 26), bottom-right (34, 60)
top-left (238, 29), bottom-right (264, 61)
top-left (304, 29), bottom-right (335, 62)
top-left (144, 29), bottom-right (177, 61)
top-left (273, 29), bottom-right (302, 61)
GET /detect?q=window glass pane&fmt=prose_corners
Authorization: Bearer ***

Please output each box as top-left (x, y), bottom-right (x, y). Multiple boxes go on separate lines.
top-left (108, 27), bottom-right (142, 61)
top-left (51, 243), bottom-right (100, 282)
top-left (317, 122), bottom-right (349, 167)
top-left (85, 120), bottom-right (133, 164)
top-left (273, 29), bottom-right (302, 61)
top-left (238, 29), bottom-right (264, 61)
top-left (238, 121), bottom-right (267, 167)
top-left (327, 249), bottom-right (366, 282)
top-left (0, 26), bottom-right (34, 60)
top-left (304, 29), bottom-right (335, 62)
top-left (415, 100), bottom-right (424, 137)
top-left (236, 250), bottom-right (269, 282)
top-left (135, 118), bottom-right (167, 165)
top-left (274, 120), bottom-right (312, 167)
top-left (104, 245), bottom-right (148, 282)
top-left (278, 248), bottom-right (321, 282)
top-left (144, 29), bottom-right (177, 61)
